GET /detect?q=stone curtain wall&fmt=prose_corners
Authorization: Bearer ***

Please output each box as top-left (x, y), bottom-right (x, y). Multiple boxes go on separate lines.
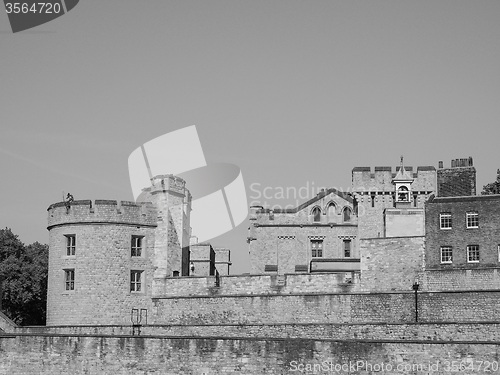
top-left (360, 236), bottom-right (425, 292)
top-left (15, 322), bottom-right (500, 342)
top-left (151, 290), bottom-right (500, 325)
top-left (156, 273), bottom-right (359, 297)
top-left (1, 334), bottom-right (500, 375)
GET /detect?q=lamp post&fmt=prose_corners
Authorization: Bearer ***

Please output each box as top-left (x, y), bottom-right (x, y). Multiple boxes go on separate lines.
top-left (412, 280), bottom-right (420, 322)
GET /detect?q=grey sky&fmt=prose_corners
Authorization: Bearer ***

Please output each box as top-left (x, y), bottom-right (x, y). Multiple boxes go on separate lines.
top-left (1, 1), bottom-right (499, 274)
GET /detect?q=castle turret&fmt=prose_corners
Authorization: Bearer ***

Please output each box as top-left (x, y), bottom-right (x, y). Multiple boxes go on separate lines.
top-left (138, 175), bottom-right (192, 278)
top-left (46, 174), bottom-right (192, 326)
top-left (46, 200), bottom-right (157, 325)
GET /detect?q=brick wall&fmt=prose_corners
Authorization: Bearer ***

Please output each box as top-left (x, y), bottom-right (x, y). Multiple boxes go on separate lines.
top-left (1, 334), bottom-right (500, 374)
top-left (423, 268), bottom-right (500, 291)
top-left (437, 166), bottom-right (476, 197)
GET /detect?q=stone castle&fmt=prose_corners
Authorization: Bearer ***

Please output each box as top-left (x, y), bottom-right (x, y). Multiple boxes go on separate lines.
top-left (1, 156), bottom-right (500, 374)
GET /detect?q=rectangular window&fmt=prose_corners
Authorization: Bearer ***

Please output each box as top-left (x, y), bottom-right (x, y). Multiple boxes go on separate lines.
top-left (467, 245), bottom-right (480, 263)
top-left (343, 240), bottom-right (351, 258)
top-left (466, 212), bottom-right (479, 228)
top-left (131, 235), bottom-right (144, 257)
top-left (130, 270), bottom-right (143, 292)
top-left (439, 213), bottom-right (452, 229)
top-left (65, 235), bottom-right (76, 256)
top-left (64, 269), bottom-right (75, 291)
top-left (311, 240), bottom-right (323, 258)
top-left (440, 246), bottom-right (453, 263)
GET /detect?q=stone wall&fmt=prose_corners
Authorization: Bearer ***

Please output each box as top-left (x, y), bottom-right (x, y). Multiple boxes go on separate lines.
top-left (360, 236), bottom-right (424, 292)
top-left (352, 165), bottom-right (436, 239)
top-left (1, 334), bottom-right (500, 374)
top-left (0, 311), bottom-right (16, 333)
top-left (249, 225), bottom-right (359, 274)
top-left (155, 273), bottom-right (359, 297)
top-left (248, 189), bottom-right (357, 274)
top-left (16, 322), bottom-right (500, 342)
top-left (151, 290), bottom-right (500, 325)
top-left (47, 224), bottom-right (156, 326)
top-left (384, 208), bottom-right (425, 237)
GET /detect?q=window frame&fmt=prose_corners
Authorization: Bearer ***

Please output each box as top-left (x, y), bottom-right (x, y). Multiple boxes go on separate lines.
top-left (439, 213), bottom-right (452, 230)
top-left (466, 212), bottom-right (479, 229)
top-left (343, 239), bottom-right (352, 258)
top-left (130, 270), bottom-right (144, 293)
top-left (65, 234), bottom-right (76, 256)
top-left (440, 246), bottom-right (453, 264)
top-left (467, 245), bottom-right (480, 263)
top-left (131, 235), bottom-right (144, 257)
top-left (397, 186), bottom-right (409, 202)
top-left (343, 207), bottom-right (352, 222)
top-left (311, 240), bottom-right (323, 258)
top-left (311, 207), bottom-right (321, 222)
top-left (64, 269), bottom-right (75, 291)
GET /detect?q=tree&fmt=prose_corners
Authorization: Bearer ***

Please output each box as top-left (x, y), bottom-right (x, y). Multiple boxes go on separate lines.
top-left (0, 228), bottom-right (48, 325)
top-left (481, 169), bottom-right (500, 195)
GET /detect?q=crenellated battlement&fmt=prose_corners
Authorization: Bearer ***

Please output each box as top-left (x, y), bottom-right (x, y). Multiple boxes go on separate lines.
top-left (47, 199), bottom-right (157, 229)
top-left (139, 174), bottom-right (192, 201)
top-left (352, 165), bottom-right (436, 192)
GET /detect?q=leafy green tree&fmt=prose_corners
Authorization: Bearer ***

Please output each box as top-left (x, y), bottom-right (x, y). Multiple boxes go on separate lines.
top-left (481, 169), bottom-right (500, 195)
top-left (0, 228), bottom-right (48, 325)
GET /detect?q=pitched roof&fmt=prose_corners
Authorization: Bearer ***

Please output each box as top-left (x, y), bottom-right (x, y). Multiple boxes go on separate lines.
top-left (256, 188), bottom-right (353, 214)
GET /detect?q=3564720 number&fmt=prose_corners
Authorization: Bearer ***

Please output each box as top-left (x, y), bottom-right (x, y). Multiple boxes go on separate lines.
top-left (5, 3), bottom-right (62, 14)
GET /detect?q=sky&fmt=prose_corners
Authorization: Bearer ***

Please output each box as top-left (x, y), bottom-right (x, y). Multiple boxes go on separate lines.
top-left (1, 1), bottom-right (499, 274)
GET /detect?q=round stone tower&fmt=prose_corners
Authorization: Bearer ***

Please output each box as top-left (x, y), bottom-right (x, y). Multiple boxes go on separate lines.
top-left (46, 175), bottom-right (192, 326)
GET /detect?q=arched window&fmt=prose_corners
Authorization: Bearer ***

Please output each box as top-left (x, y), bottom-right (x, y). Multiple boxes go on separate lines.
top-left (398, 186), bottom-right (409, 202)
top-left (343, 207), bottom-right (352, 222)
top-left (326, 202), bottom-right (336, 222)
top-left (311, 206), bottom-right (321, 222)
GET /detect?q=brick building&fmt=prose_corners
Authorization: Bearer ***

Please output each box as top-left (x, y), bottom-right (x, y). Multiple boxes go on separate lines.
top-left (425, 194), bottom-right (500, 270)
